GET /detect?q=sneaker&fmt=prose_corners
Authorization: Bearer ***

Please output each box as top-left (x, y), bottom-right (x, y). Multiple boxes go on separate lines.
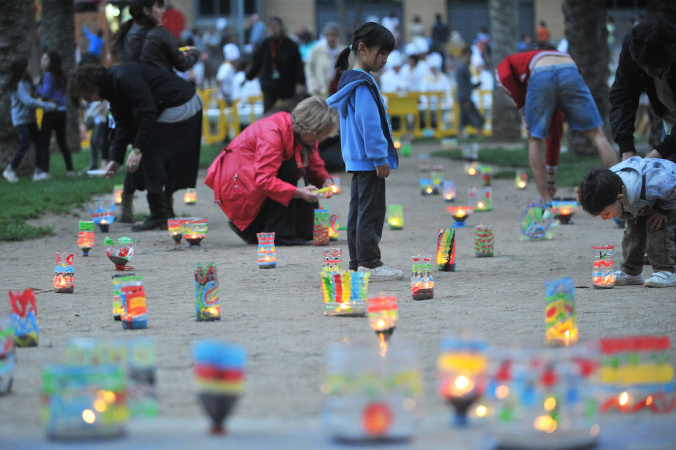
top-left (644, 271), bottom-right (676, 288)
top-left (33, 171), bottom-right (50, 181)
top-left (3, 167), bottom-right (18, 183)
top-left (614, 271), bottom-right (644, 286)
top-left (358, 265), bottom-right (404, 281)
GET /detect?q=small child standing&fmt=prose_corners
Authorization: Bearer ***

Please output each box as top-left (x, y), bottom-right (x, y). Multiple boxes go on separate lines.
top-left (578, 156), bottom-right (676, 287)
top-left (327, 22), bottom-right (402, 281)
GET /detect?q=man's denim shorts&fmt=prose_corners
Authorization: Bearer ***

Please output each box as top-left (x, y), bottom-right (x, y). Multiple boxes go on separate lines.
top-left (525, 63), bottom-right (603, 139)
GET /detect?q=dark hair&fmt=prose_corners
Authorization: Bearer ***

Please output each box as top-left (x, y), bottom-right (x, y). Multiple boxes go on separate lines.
top-left (577, 168), bottom-right (624, 215)
top-left (629, 18), bottom-right (676, 70)
top-left (269, 16), bottom-right (283, 26)
top-left (41, 51), bottom-right (67, 92)
top-left (112, 0), bottom-right (165, 49)
top-left (2, 57), bottom-right (31, 92)
top-left (461, 46), bottom-right (472, 57)
top-left (68, 64), bottom-right (106, 105)
top-left (335, 22), bottom-right (395, 72)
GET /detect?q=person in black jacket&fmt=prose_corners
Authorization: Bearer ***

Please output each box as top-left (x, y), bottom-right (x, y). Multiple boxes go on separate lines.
top-left (245, 16), bottom-right (306, 112)
top-left (69, 63), bottom-right (203, 230)
top-left (609, 18), bottom-right (676, 162)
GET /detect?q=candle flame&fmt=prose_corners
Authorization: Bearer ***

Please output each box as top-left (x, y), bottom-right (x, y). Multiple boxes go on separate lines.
top-left (378, 332), bottom-right (387, 357)
top-left (476, 405), bottom-right (487, 417)
top-left (619, 392), bottom-right (629, 406)
top-left (455, 375), bottom-right (469, 390)
top-left (82, 409), bottom-right (96, 424)
top-left (518, 180), bottom-right (526, 189)
top-left (534, 415), bottom-right (557, 433)
top-left (564, 330), bottom-right (570, 347)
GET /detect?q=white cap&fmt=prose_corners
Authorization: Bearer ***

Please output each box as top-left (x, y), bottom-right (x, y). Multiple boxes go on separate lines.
top-left (404, 42), bottom-right (418, 56)
top-left (413, 36), bottom-right (429, 55)
top-left (385, 50), bottom-right (403, 69)
top-left (427, 52), bottom-right (442, 69)
top-left (216, 18), bottom-right (228, 31)
top-left (223, 43), bottom-right (240, 61)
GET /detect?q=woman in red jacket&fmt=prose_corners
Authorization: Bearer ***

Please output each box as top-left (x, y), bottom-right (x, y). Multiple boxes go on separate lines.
top-left (206, 97), bottom-right (338, 245)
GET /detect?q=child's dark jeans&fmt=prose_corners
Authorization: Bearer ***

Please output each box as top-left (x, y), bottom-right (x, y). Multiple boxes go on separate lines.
top-left (10, 122), bottom-right (42, 170)
top-left (347, 170), bottom-right (386, 270)
top-left (621, 210), bottom-right (676, 275)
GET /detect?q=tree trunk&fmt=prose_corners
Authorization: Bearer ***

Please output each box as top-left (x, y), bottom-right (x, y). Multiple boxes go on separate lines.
top-left (0, 0), bottom-right (37, 174)
top-left (489, 0), bottom-right (522, 142)
top-left (41, 0), bottom-right (81, 159)
top-left (563, 0), bottom-right (609, 157)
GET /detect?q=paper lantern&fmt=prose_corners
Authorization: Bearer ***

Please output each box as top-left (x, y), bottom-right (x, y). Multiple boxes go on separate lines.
top-left (322, 248), bottom-right (343, 272)
top-left (474, 225), bottom-right (494, 257)
top-left (515, 170), bottom-right (528, 189)
top-left (329, 215), bottom-right (339, 241)
top-left (181, 217), bottom-right (208, 246)
top-left (418, 153), bottom-right (430, 172)
top-left (54, 252), bottom-right (75, 293)
top-left (112, 272), bottom-right (134, 322)
top-left (437, 229), bottom-right (456, 272)
top-left (119, 276), bottom-right (147, 330)
top-left (167, 218), bottom-right (183, 246)
top-left (89, 196), bottom-right (115, 232)
top-left (465, 161), bottom-right (480, 176)
top-left (105, 236), bottom-right (136, 271)
top-left (8, 289), bottom-right (38, 347)
top-left (485, 346), bottom-right (600, 448)
top-left (438, 336), bottom-right (488, 426)
top-left (193, 340), bottom-right (246, 434)
top-left (0, 318), bottom-right (15, 394)
top-left (366, 295), bottom-right (398, 341)
top-left (184, 188), bottom-right (197, 205)
top-left (257, 232), bottom-right (276, 269)
top-left (468, 187), bottom-right (492, 211)
top-left (320, 270), bottom-right (369, 316)
top-left (462, 143), bottom-right (479, 161)
top-left (314, 209), bottom-right (330, 246)
top-left (431, 165), bottom-right (444, 191)
top-left (480, 166), bottom-right (492, 186)
top-left (77, 221), bottom-right (95, 257)
top-left (195, 263), bottom-right (221, 322)
top-left (42, 364), bottom-right (127, 440)
top-left (420, 178), bottom-right (436, 196)
top-left (443, 181), bottom-right (456, 202)
top-left (322, 341), bottom-right (422, 442)
top-left (411, 256), bottom-right (434, 300)
top-left (400, 141), bottom-right (412, 157)
top-left (598, 336), bottom-right (675, 414)
top-left (545, 278), bottom-right (577, 346)
top-left (113, 185), bottom-right (124, 205)
top-left (387, 205), bottom-right (404, 230)
top-left (592, 245), bottom-right (615, 289)
top-left (446, 205), bottom-right (474, 228)
top-left (550, 200), bottom-right (578, 225)
top-left (519, 202), bottom-right (555, 240)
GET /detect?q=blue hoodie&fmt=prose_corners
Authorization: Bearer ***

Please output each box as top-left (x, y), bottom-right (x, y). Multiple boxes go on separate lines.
top-left (327, 69), bottom-right (398, 171)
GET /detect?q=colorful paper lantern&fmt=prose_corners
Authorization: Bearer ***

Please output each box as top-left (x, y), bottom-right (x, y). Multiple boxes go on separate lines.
top-left (366, 295), bottom-right (398, 341)
top-left (468, 187), bottom-right (492, 211)
top-left (8, 289), bottom-right (38, 347)
top-left (329, 215), bottom-right (339, 241)
top-left (465, 161), bottom-right (480, 176)
top-left (411, 256), bottom-right (434, 300)
top-left (314, 209), bottom-right (330, 246)
top-left (167, 218), bottom-right (183, 246)
top-left (322, 248), bottom-right (343, 272)
top-left (193, 340), bottom-right (246, 434)
top-left (431, 164), bottom-right (444, 191)
top-left (545, 278), bottom-right (577, 346)
top-left (181, 217), bottom-right (208, 246)
top-left (113, 185), bottom-right (124, 205)
top-left (480, 166), bottom-right (492, 186)
top-left (515, 170), bottom-right (528, 189)
top-left (42, 364), bottom-right (128, 440)
top-left (592, 245), bottom-right (615, 289)
top-left (322, 342), bottom-right (422, 442)
top-left (112, 272), bottom-right (134, 322)
top-left (89, 196), bottom-right (115, 232)
top-left (320, 270), bottom-right (369, 316)
top-left (550, 200), bottom-right (578, 225)
top-left (519, 202), bottom-right (555, 240)
top-left (437, 229), bottom-right (456, 272)
top-left (0, 318), bottom-right (15, 394)
top-left (184, 188), bottom-right (197, 205)
top-left (54, 252), bottom-right (75, 293)
top-left (105, 236), bottom-right (136, 271)
top-left (446, 205), bottom-right (474, 228)
top-left (474, 225), bottom-right (494, 257)
top-left (119, 276), bottom-right (147, 330)
top-left (257, 232), bottom-right (276, 269)
top-left (77, 221), bottom-right (95, 257)
top-left (387, 205), bottom-right (404, 230)
top-left (438, 336), bottom-right (488, 426)
top-left (195, 263), bottom-right (221, 322)
top-left (400, 141), bottom-right (412, 157)
top-left (420, 178), bottom-right (436, 196)
top-left (418, 153), bottom-right (430, 172)
top-left (443, 181), bottom-right (456, 202)
top-left (598, 336), bottom-right (675, 414)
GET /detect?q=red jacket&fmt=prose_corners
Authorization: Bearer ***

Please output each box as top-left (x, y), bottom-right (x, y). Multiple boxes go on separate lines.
top-left (205, 112), bottom-right (331, 231)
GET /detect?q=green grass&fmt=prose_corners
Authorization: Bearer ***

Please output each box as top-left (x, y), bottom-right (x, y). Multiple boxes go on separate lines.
top-left (0, 143), bottom-right (224, 242)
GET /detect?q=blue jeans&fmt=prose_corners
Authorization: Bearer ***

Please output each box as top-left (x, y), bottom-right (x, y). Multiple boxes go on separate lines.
top-left (525, 64), bottom-right (603, 138)
top-left (348, 171), bottom-right (386, 270)
top-left (10, 122), bottom-right (42, 170)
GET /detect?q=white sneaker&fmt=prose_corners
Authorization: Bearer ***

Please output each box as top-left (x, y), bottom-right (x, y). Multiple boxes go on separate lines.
top-left (614, 271), bottom-right (644, 286)
top-left (3, 167), bottom-right (18, 183)
top-left (33, 171), bottom-right (50, 181)
top-left (358, 265), bottom-right (404, 281)
top-left (644, 271), bottom-right (676, 288)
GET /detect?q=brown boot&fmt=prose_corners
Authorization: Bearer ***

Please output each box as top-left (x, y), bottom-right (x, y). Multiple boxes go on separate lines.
top-left (119, 192), bottom-right (135, 223)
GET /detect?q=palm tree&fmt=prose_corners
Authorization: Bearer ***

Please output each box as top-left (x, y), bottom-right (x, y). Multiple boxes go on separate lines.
top-left (0, 0), bottom-right (37, 175)
top-left (489, 0), bottom-right (521, 142)
top-left (563, 0), bottom-right (609, 157)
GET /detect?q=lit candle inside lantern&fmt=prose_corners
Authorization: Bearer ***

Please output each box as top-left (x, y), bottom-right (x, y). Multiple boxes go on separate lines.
top-left (105, 236), bottom-right (137, 271)
top-left (113, 185), bottom-right (124, 205)
top-left (184, 188), bottom-right (197, 205)
top-left (592, 245), bottom-right (615, 288)
top-left (320, 270), bottom-right (369, 316)
top-left (181, 218), bottom-right (208, 246)
top-left (78, 221), bottom-right (95, 257)
top-left (90, 196), bottom-right (115, 232)
top-left (411, 256), bottom-right (434, 299)
top-left (54, 252), bottom-right (75, 293)
top-left (366, 295), bottom-right (398, 345)
top-left (167, 218), bottom-right (183, 246)
top-left (446, 206), bottom-right (474, 228)
top-left (515, 170), bottom-right (528, 189)
top-left (443, 181), bottom-right (456, 202)
top-left (195, 263), bottom-right (221, 322)
top-left (420, 178), bottom-right (436, 196)
top-left (465, 162), bottom-right (479, 176)
top-left (545, 277), bottom-right (578, 346)
top-left (550, 200), bottom-right (578, 225)
top-left (257, 232), bottom-right (276, 269)
top-left (387, 205), bottom-right (404, 230)
top-left (468, 187), bottom-right (492, 212)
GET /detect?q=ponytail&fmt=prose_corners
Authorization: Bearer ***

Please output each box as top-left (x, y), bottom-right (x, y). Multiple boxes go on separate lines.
top-left (334, 46), bottom-right (353, 73)
top-left (333, 22), bottom-right (395, 73)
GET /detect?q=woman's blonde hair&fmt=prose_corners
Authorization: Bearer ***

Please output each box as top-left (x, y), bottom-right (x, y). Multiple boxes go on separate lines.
top-left (291, 96), bottom-right (339, 138)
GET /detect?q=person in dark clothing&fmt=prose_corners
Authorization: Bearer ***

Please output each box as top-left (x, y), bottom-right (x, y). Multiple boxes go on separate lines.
top-left (456, 46), bottom-right (484, 138)
top-left (245, 16), bottom-right (306, 112)
top-left (609, 18), bottom-right (676, 162)
top-left (69, 63), bottom-right (203, 231)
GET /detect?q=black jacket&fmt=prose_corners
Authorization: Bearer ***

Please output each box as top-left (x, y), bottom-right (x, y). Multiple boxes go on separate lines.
top-left (246, 36), bottom-right (305, 97)
top-left (119, 23), bottom-right (199, 73)
top-left (99, 63), bottom-right (196, 163)
top-left (609, 33), bottom-right (676, 159)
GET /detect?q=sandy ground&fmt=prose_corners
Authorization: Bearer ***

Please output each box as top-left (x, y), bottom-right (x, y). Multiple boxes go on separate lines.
top-left (1, 142), bottom-right (675, 446)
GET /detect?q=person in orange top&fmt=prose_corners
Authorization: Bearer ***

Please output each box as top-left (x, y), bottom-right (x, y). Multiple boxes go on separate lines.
top-left (536, 21), bottom-right (550, 48)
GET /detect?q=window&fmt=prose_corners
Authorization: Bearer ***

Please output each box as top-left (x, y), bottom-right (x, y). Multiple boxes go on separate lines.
top-left (199, 0), bottom-right (231, 16)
